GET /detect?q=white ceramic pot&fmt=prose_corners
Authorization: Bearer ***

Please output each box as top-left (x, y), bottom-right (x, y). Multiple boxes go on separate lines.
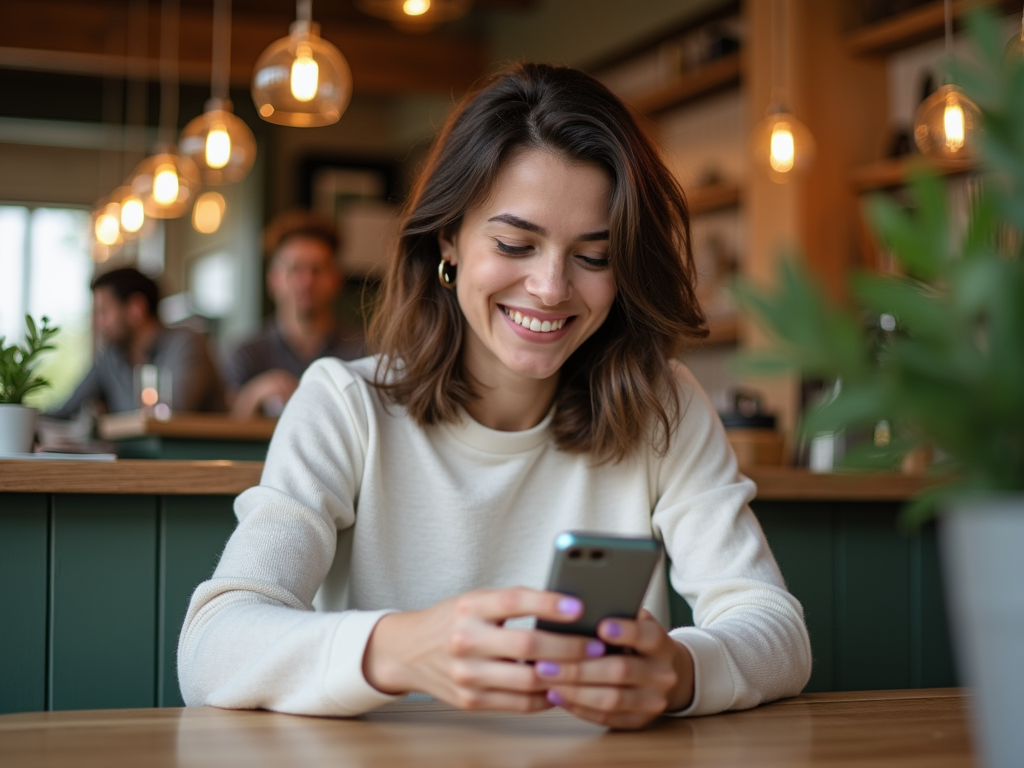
top-left (940, 497), bottom-right (1024, 768)
top-left (0, 403), bottom-right (38, 454)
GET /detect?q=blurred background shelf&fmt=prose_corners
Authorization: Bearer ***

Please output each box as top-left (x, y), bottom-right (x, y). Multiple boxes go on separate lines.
top-left (688, 181), bottom-right (742, 214)
top-left (850, 156), bottom-right (976, 192)
top-left (630, 53), bottom-right (742, 115)
top-left (845, 0), bottom-right (1015, 57)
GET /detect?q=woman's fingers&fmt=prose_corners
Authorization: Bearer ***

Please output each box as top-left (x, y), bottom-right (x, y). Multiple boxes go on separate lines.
top-left (533, 654), bottom-right (677, 689)
top-left (546, 684), bottom-right (668, 725)
top-left (455, 587), bottom-right (583, 624)
top-left (451, 623), bottom-right (605, 663)
top-left (595, 613), bottom-right (671, 656)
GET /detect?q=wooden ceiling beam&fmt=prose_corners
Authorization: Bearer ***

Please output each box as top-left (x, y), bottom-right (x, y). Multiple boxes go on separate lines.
top-left (0, 0), bottom-right (486, 95)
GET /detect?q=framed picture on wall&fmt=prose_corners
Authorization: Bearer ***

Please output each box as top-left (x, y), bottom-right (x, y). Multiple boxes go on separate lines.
top-left (297, 157), bottom-right (399, 279)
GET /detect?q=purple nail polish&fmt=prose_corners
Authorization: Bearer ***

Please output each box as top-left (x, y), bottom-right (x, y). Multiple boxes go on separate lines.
top-left (546, 689), bottom-right (564, 706)
top-left (586, 640), bottom-right (605, 658)
top-left (604, 621), bottom-right (622, 639)
top-left (558, 597), bottom-right (582, 616)
top-left (537, 661), bottom-right (560, 677)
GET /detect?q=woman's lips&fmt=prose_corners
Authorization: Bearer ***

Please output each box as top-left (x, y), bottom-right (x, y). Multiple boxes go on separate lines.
top-left (499, 305), bottom-right (575, 341)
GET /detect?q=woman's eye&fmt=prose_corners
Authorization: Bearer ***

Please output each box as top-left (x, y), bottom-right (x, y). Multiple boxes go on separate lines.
top-left (577, 254), bottom-right (611, 269)
top-left (494, 239), bottom-right (532, 255)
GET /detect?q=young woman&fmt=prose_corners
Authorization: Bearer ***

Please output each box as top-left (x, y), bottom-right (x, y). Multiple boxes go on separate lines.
top-left (179, 63), bottom-right (810, 730)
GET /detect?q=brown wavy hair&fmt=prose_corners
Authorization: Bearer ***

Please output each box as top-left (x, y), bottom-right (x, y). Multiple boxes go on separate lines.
top-left (368, 62), bottom-right (707, 462)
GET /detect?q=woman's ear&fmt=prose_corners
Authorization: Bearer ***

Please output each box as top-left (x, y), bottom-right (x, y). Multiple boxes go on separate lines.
top-left (437, 227), bottom-right (458, 266)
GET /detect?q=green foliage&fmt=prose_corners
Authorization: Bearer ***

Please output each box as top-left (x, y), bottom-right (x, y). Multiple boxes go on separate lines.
top-left (733, 10), bottom-right (1024, 524)
top-left (0, 316), bottom-right (60, 405)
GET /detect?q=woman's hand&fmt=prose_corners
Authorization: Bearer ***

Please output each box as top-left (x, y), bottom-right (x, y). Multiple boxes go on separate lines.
top-left (362, 587), bottom-right (608, 712)
top-left (535, 609), bottom-right (695, 730)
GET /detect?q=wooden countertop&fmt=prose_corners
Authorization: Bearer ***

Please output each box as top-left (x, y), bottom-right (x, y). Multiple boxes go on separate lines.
top-left (0, 459), bottom-right (262, 495)
top-left (0, 460), bottom-right (935, 500)
top-left (98, 412), bottom-right (278, 441)
top-left (0, 688), bottom-right (973, 767)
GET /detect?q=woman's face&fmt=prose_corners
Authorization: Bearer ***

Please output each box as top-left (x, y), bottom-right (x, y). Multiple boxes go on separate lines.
top-left (439, 149), bottom-right (616, 386)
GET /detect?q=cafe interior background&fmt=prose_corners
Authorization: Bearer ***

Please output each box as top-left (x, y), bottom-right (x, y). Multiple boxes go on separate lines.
top-left (2, 0), bottom-right (1018, 455)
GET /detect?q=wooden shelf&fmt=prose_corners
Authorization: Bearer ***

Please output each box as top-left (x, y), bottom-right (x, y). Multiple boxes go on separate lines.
top-left (850, 155), bottom-right (976, 192)
top-left (689, 182), bottom-right (742, 215)
top-left (846, 0), bottom-right (1014, 57)
top-left (629, 53), bottom-right (741, 116)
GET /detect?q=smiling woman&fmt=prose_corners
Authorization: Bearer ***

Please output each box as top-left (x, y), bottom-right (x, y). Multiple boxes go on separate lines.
top-left (178, 63), bottom-right (810, 731)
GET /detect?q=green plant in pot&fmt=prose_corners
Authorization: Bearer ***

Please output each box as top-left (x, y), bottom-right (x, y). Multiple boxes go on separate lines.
top-left (733, 12), bottom-right (1022, 768)
top-left (0, 315), bottom-right (60, 455)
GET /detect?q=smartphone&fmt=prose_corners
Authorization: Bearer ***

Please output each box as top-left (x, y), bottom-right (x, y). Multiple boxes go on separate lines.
top-left (535, 531), bottom-right (662, 652)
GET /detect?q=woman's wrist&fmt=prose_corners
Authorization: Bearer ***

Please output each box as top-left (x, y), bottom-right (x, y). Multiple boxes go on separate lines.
top-left (666, 639), bottom-right (696, 712)
top-left (362, 612), bottom-right (412, 695)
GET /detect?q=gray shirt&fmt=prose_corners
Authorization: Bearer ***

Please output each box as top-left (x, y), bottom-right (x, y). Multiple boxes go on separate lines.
top-left (222, 320), bottom-right (365, 392)
top-left (48, 326), bottom-right (226, 418)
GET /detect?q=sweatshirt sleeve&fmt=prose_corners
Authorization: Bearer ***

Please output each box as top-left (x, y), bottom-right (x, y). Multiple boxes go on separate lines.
top-left (652, 364), bottom-right (812, 717)
top-left (177, 359), bottom-right (400, 716)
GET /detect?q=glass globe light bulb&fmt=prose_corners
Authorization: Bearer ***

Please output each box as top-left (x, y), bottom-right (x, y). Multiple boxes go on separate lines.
top-left (913, 84), bottom-right (980, 161)
top-left (193, 191), bottom-right (226, 234)
top-left (251, 20), bottom-right (352, 127)
top-left (750, 109), bottom-right (815, 184)
top-left (403, 0), bottom-right (430, 15)
top-left (290, 42), bottom-right (319, 102)
top-left (180, 100), bottom-right (257, 185)
top-left (205, 125), bottom-right (231, 169)
top-left (153, 165), bottom-right (179, 205)
top-left (130, 149), bottom-right (201, 219)
top-left (120, 196), bottom-right (146, 233)
top-left (94, 202), bottom-right (122, 246)
top-left (355, 0), bottom-right (470, 31)
top-left (106, 185), bottom-right (146, 238)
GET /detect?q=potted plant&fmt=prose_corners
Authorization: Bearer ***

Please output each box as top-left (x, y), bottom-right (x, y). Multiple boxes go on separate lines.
top-left (733, 12), bottom-right (1022, 768)
top-left (0, 315), bottom-right (59, 455)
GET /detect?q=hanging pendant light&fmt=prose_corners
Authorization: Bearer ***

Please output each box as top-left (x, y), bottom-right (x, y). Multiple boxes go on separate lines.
top-left (111, 186), bottom-right (147, 236)
top-left (92, 199), bottom-right (124, 248)
top-left (251, 0), bottom-right (352, 127)
top-left (130, 0), bottom-right (201, 219)
top-left (355, 0), bottom-right (472, 32)
top-left (180, 0), bottom-right (256, 184)
top-left (913, 0), bottom-right (980, 161)
top-left (749, 0), bottom-right (815, 184)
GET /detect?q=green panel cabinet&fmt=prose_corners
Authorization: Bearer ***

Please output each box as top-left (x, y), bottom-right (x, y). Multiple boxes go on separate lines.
top-left (49, 495), bottom-right (158, 710)
top-left (0, 494), bottom-right (49, 714)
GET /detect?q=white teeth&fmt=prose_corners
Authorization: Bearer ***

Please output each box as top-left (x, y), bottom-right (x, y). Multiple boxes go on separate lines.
top-left (503, 307), bottom-right (568, 333)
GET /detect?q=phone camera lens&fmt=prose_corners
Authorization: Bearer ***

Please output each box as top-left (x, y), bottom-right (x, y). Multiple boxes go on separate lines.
top-left (568, 549), bottom-right (582, 560)
top-left (590, 550), bottom-right (605, 561)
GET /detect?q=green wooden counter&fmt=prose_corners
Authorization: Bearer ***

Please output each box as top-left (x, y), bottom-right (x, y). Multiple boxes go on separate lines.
top-left (0, 462), bottom-right (952, 715)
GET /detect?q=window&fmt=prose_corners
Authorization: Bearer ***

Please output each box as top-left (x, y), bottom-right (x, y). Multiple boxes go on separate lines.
top-left (0, 204), bottom-right (93, 411)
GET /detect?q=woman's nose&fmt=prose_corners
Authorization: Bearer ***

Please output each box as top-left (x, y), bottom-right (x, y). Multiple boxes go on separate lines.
top-left (525, 253), bottom-right (572, 306)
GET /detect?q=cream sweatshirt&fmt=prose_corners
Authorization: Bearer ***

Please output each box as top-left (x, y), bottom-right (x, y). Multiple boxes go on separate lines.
top-left (178, 356), bottom-right (811, 717)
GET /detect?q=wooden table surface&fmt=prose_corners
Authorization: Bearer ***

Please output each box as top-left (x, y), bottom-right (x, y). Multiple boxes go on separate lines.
top-left (0, 689), bottom-right (974, 767)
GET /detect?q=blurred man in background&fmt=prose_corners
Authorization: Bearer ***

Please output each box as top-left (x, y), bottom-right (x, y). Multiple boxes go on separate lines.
top-left (223, 211), bottom-right (364, 418)
top-left (49, 267), bottom-right (225, 418)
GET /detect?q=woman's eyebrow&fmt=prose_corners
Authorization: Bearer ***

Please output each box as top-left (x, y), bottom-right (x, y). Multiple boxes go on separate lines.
top-left (487, 213), bottom-right (609, 242)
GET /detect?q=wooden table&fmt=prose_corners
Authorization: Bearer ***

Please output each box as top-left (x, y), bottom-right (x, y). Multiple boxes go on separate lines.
top-left (0, 689), bottom-right (973, 767)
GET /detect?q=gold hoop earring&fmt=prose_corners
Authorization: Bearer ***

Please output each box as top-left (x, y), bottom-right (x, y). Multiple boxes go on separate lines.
top-left (438, 258), bottom-right (457, 288)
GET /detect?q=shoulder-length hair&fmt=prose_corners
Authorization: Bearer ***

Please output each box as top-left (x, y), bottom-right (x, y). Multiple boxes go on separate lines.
top-left (369, 62), bottom-right (706, 462)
